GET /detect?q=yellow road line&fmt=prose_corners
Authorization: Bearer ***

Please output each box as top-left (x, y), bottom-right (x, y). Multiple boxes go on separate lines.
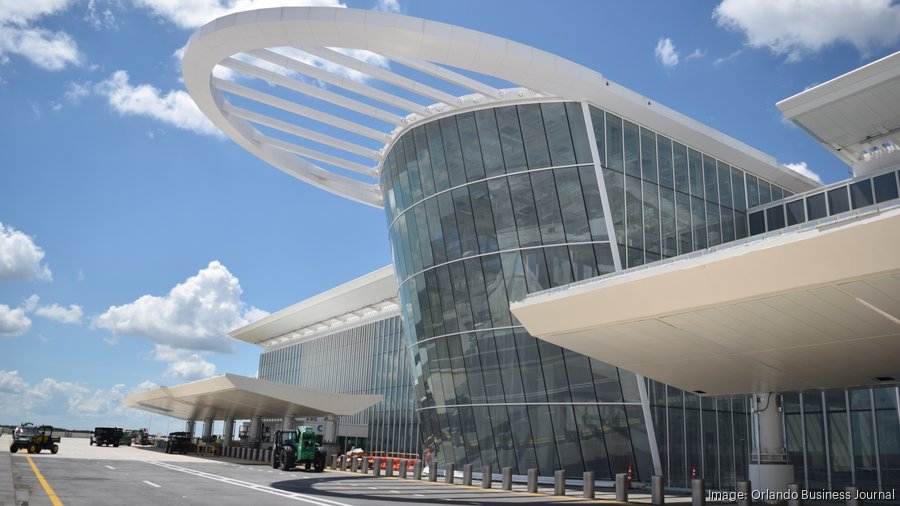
top-left (24, 455), bottom-right (63, 506)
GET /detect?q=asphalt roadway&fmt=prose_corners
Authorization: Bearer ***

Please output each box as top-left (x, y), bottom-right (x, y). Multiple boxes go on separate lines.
top-left (2, 435), bottom-right (653, 506)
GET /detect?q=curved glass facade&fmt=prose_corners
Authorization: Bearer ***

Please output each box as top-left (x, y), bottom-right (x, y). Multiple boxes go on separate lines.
top-left (380, 100), bottom-right (756, 484)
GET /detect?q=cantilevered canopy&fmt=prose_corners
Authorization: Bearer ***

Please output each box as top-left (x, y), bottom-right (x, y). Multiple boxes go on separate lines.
top-left (511, 206), bottom-right (900, 396)
top-left (122, 373), bottom-right (382, 420)
top-left (183, 7), bottom-right (817, 207)
top-left (778, 50), bottom-right (900, 177)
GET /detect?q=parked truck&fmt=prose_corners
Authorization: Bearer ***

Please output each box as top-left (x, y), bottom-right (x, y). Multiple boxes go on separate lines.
top-left (91, 427), bottom-right (123, 447)
top-left (165, 432), bottom-right (193, 454)
top-left (10, 425), bottom-right (59, 454)
top-left (271, 426), bottom-right (327, 472)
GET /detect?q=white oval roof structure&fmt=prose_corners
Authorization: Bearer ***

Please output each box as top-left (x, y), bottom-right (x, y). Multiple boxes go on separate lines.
top-left (183, 7), bottom-right (819, 207)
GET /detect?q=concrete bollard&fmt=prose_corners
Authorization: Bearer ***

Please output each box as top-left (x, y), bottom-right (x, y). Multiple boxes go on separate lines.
top-left (429, 462), bottom-right (438, 482)
top-left (788, 483), bottom-right (802, 506)
top-left (583, 471), bottom-right (595, 499)
top-left (413, 461), bottom-right (423, 480)
top-left (341, 456), bottom-right (349, 472)
top-left (445, 463), bottom-right (454, 484)
top-left (616, 473), bottom-right (629, 502)
top-left (845, 486), bottom-right (861, 506)
top-left (481, 464), bottom-right (492, 489)
top-left (243, 448), bottom-right (249, 460)
top-left (326, 455), bottom-right (333, 469)
top-left (463, 464), bottom-right (473, 486)
top-left (399, 459), bottom-right (408, 479)
top-left (374, 458), bottom-right (382, 477)
top-left (554, 470), bottom-right (566, 496)
top-left (501, 467), bottom-right (512, 490)
top-left (737, 481), bottom-right (751, 506)
top-left (385, 460), bottom-right (394, 477)
top-left (527, 468), bottom-right (538, 493)
top-left (351, 457), bottom-right (359, 473)
top-left (692, 478), bottom-right (705, 506)
top-left (362, 457), bottom-right (369, 474)
top-left (652, 475), bottom-right (665, 505)
top-left (264, 449), bottom-right (271, 462)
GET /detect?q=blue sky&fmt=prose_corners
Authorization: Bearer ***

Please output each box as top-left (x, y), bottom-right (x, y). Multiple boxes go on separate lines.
top-left (2, 0), bottom-right (899, 433)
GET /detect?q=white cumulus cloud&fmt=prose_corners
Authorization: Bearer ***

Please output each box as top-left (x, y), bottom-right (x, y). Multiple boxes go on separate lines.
top-left (134, 0), bottom-right (345, 30)
top-left (35, 303), bottom-right (83, 324)
top-left (375, 0), bottom-right (400, 13)
top-left (0, 0), bottom-right (82, 72)
top-left (96, 70), bottom-right (221, 137)
top-left (165, 354), bottom-right (217, 380)
top-left (0, 370), bottom-right (165, 427)
top-left (0, 222), bottom-right (52, 282)
top-left (0, 304), bottom-right (31, 336)
top-left (655, 37), bottom-right (679, 67)
top-left (783, 161), bottom-right (823, 184)
top-left (93, 260), bottom-right (268, 353)
top-left (714, 0), bottom-right (900, 62)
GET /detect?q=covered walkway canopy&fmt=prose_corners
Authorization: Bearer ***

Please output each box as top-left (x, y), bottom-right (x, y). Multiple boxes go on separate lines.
top-left (511, 207), bottom-right (900, 396)
top-left (122, 373), bottom-right (382, 420)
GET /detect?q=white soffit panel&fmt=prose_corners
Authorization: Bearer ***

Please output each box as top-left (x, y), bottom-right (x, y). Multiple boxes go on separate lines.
top-left (183, 7), bottom-right (819, 207)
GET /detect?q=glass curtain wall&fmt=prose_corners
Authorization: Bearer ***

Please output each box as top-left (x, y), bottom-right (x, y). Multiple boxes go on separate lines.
top-left (782, 387), bottom-right (900, 494)
top-left (258, 315), bottom-right (419, 456)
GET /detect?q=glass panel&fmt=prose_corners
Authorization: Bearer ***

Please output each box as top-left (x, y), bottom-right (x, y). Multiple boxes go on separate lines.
top-left (717, 163), bottom-right (733, 209)
top-left (522, 249), bottom-right (550, 292)
top-left (626, 175), bottom-right (644, 267)
top-left (495, 105), bottom-right (527, 173)
top-left (804, 392), bottom-right (827, 489)
top-left (746, 174), bottom-right (759, 208)
top-left (589, 106), bottom-right (606, 167)
top-left (785, 199), bottom-right (805, 226)
top-left (575, 405), bottom-right (612, 479)
top-left (806, 192), bottom-right (827, 220)
top-left (518, 104), bottom-right (551, 170)
top-left (456, 112), bottom-right (486, 182)
top-left (688, 148), bottom-right (704, 198)
top-left (453, 187), bottom-right (478, 257)
top-left (623, 120), bottom-right (640, 178)
top-left (873, 172), bottom-right (899, 203)
top-left (544, 245), bottom-right (573, 288)
top-left (487, 178), bottom-right (519, 251)
top-left (531, 170), bottom-right (566, 245)
top-left (706, 201), bottom-right (721, 247)
top-left (578, 166), bottom-right (609, 241)
top-left (721, 207), bottom-right (735, 243)
top-left (569, 244), bottom-right (598, 281)
top-left (673, 142), bottom-right (690, 194)
top-left (660, 186), bottom-right (677, 258)
top-left (657, 135), bottom-right (674, 189)
top-left (748, 211), bottom-right (765, 236)
top-left (874, 388), bottom-right (900, 489)
top-left (691, 196), bottom-right (707, 250)
top-left (703, 155), bottom-right (718, 204)
top-left (469, 182), bottom-right (497, 253)
top-left (508, 173), bottom-right (540, 247)
top-left (825, 391), bottom-right (852, 489)
top-left (731, 167), bottom-right (746, 212)
top-left (640, 127), bottom-right (657, 183)
top-left (556, 167), bottom-right (591, 242)
top-left (606, 113), bottom-right (624, 172)
top-left (849, 179), bottom-right (874, 209)
top-left (474, 108), bottom-right (505, 177)
top-left (771, 185), bottom-right (783, 201)
top-left (758, 180), bottom-right (771, 205)
top-left (766, 205), bottom-right (785, 231)
top-left (600, 405), bottom-right (635, 476)
top-left (827, 186), bottom-right (850, 215)
top-left (440, 116), bottom-right (467, 188)
top-left (413, 126), bottom-right (435, 198)
top-left (676, 191), bottom-right (692, 254)
top-left (603, 168), bottom-right (626, 250)
top-left (426, 121), bottom-right (450, 192)
top-left (644, 182), bottom-right (661, 262)
top-left (566, 102), bottom-right (593, 165)
top-left (541, 102), bottom-right (576, 166)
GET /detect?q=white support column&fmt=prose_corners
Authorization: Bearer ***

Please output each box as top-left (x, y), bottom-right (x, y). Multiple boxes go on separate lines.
top-left (249, 416), bottom-right (263, 441)
top-left (749, 393), bottom-right (794, 493)
top-left (185, 419), bottom-right (196, 435)
top-left (636, 374), bottom-right (663, 476)
top-left (202, 418), bottom-right (214, 441)
top-left (223, 417), bottom-right (234, 447)
top-left (282, 416), bottom-right (295, 432)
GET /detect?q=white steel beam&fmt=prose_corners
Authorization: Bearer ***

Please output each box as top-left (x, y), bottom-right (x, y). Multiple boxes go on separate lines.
top-left (385, 53), bottom-right (503, 100)
top-left (254, 132), bottom-right (375, 176)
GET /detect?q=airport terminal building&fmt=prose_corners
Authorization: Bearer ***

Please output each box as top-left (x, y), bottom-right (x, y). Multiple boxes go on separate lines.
top-left (128, 6), bottom-right (900, 495)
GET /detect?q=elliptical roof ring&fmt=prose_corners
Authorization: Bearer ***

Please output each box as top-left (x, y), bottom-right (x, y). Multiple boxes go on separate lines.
top-left (183, 7), bottom-right (819, 207)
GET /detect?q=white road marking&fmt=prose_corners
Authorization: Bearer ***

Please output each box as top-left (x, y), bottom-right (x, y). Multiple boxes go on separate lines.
top-left (142, 460), bottom-right (353, 506)
top-left (143, 480), bottom-right (160, 488)
top-left (105, 465), bottom-right (116, 470)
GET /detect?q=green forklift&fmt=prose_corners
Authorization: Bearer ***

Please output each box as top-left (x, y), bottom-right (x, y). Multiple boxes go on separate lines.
top-left (271, 426), bottom-right (327, 472)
